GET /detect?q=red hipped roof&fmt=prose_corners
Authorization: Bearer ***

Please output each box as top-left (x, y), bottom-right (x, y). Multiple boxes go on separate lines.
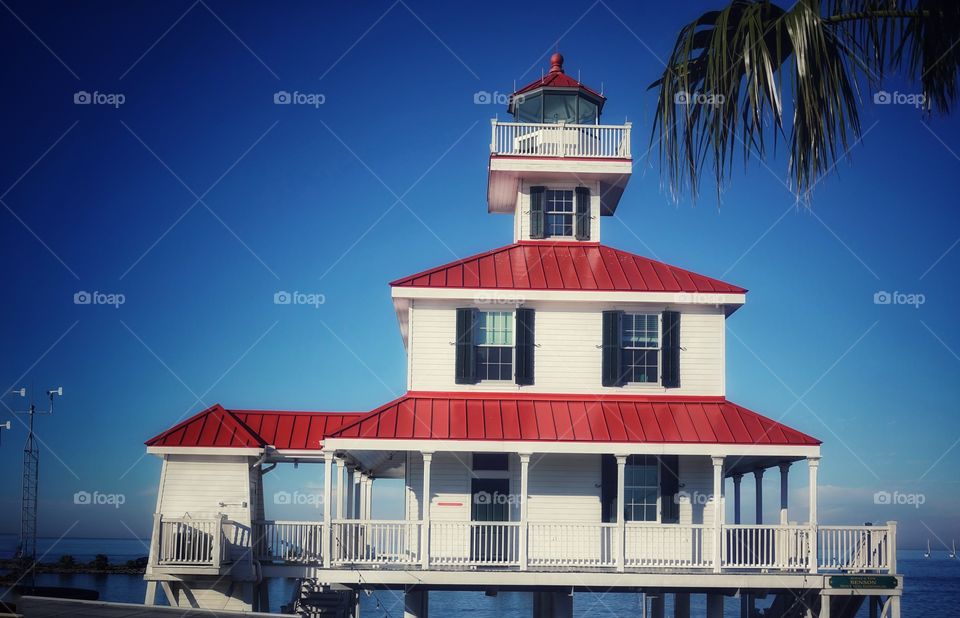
top-left (146, 395), bottom-right (819, 449)
top-left (390, 243), bottom-right (746, 294)
top-left (331, 393), bottom-right (819, 446)
top-left (512, 52), bottom-right (605, 101)
top-left (145, 405), bottom-right (364, 449)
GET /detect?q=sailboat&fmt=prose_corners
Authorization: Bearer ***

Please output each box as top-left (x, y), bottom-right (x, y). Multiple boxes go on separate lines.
top-left (924, 539), bottom-right (931, 559)
top-left (950, 540), bottom-right (957, 559)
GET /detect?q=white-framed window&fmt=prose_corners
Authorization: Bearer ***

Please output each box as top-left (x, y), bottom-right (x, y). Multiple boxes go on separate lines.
top-left (621, 313), bottom-right (660, 383)
top-left (475, 310), bottom-right (513, 381)
top-left (544, 189), bottom-right (574, 237)
top-left (624, 455), bottom-right (659, 522)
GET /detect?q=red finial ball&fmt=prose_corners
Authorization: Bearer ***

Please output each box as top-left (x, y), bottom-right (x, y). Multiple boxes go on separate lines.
top-left (550, 52), bottom-right (564, 73)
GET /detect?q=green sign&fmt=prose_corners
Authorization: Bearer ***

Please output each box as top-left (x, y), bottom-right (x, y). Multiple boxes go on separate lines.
top-left (829, 575), bottom-right (898, 589)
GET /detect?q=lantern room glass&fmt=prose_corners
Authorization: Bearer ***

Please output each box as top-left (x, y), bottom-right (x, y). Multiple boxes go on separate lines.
top-left (513, 91), bottom-right (600, 124)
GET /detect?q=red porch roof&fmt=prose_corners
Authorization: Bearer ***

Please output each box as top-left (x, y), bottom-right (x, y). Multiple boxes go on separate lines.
top-left (145, 404), bottom-right (364, 450)
top-left (329, 393), bottom-right (820, 446)
top-left (390, 243), bottom-right (746, 294)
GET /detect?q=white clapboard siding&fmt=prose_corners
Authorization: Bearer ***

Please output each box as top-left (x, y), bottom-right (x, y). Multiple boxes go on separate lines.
top-left (159, 455), bottom-right (253, 522)
top-left (408, 300), bottom-right (725, 396)
top-left (514, 180), bottom-right (601, 243)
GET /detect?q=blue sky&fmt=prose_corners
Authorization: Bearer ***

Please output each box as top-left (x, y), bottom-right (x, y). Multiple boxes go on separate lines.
top-left (1, 1), bottom-right (958, 551)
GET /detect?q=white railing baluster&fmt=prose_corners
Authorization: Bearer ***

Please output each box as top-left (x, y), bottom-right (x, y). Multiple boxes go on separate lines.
top-left (490, 121), bottom-right (631, 159)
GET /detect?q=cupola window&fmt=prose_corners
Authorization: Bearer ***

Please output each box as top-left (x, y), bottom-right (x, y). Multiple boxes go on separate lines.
top-left (545, 189), bottom-right (575, 237)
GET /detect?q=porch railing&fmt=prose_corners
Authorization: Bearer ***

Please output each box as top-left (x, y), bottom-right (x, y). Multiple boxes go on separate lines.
top-left (331, 520), bottom-right (421, 566)
top-left (818, 525), bottom-right (892, 573)
top-left (626, 524), bottom-right (712, 569)
top-left (254, 520), bottom-right (324, 564)
top-left (159, 519), bottom-right (896, 575)
top-left (722, 524), bottom-right (812, 571)
top-left (155, 514), bottom-right (228, 567)
top-left (490, 121), bottom-right (631, 158)
top-left (528, 522), bottom-right (617, 568)
top-left (430, 521), bottom-right (521, 567)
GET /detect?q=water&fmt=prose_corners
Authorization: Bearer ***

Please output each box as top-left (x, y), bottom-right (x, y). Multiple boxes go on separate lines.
top-left (2, 537), bottom-right (955, 616)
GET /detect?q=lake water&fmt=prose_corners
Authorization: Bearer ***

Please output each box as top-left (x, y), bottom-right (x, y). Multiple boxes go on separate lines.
top-left (2, 535), bottom-right (955, 616)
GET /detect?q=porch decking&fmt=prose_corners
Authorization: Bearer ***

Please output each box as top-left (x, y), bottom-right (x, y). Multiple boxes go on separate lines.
top-left (150, 517), bottom-right (896, 576)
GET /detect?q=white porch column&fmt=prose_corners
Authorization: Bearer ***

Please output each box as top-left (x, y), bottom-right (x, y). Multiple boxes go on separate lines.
top-left (519, 453), bottom-right (531, 571)
top-left (322, 451), bottom-right (333, 568)
top-left (420, 452), bottom-right (433, 569)
top-left (346, 465), bottom-right (356, 519)
top-left (819, 591), bottom-right (831, 618)
top-left (712, 456), bottom-right (724, 573)
top-left (366, 476), bottom-right (374, 519)
top-left (808, 457), bottom-right (820, 573)
top-left (754, 468), bottom-right (764, 525)
top-left (732, 474), bottom-right (742, 525)
top-left (615, 455), bottom-right (627, 572)
top-left (779, 462), bottom-right (791, 525)
top-left (336, 459), bottom-right (346, 520)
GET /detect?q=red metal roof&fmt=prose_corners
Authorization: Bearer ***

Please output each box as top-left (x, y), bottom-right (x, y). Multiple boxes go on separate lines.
top-left (390, 243), bottom-right (746, 294)
top-left (329, 393), bottom-right (820, 446)
top-left (513, 53), bottom-right (605, 101)
top-left (145, 404), bottom-right (365, 450)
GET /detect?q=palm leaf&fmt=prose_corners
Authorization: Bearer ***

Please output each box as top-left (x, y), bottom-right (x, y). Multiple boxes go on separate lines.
top-left (651, 0), bottom-right (960, 202)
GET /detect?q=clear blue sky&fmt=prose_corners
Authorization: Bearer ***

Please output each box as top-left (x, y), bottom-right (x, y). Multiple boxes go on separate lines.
top-left (1, 1), bottom-right (958, 551)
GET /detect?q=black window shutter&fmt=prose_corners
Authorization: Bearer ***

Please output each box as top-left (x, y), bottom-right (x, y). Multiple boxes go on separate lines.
top-left (600, 454), bottom-right (617, 523)
top-left (455, 308), bottom-right (477, 384)
top-left (515, 308), bottom-right (535, 386)
top-left (601, 310), bottom-right (623, 387)
top-left (529, 186), bottom-right (545, 239)
top-left (575, 186), bottom-right (591, 240)
top-left (659, 455), bottom-right (680, 524)
top-left (661, 310), bottom-right (681, 388)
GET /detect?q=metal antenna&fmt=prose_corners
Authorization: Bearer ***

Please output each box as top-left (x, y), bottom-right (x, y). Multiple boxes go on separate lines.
top-left (10, 386), bottom-right (62, 586)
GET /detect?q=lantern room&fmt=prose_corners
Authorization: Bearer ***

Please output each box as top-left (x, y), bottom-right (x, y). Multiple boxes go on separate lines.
top-left (508, 53), bottom-right (606, 124)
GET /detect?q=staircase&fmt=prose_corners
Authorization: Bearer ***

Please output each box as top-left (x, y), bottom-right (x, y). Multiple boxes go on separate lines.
top-left (283, 579), bottom-right (358, 618)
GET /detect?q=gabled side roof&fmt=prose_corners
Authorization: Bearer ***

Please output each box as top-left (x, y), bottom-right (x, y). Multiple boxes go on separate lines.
top-left (145, 405), bottom-right (365, 450)
top-left (390, 243), bottom-right (746, 294)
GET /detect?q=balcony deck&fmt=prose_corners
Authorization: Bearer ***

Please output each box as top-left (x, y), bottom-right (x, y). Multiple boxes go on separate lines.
top-left (148, 516), bottom-right (896, 584)
top-left (487, 120), bottom-right (633, 214)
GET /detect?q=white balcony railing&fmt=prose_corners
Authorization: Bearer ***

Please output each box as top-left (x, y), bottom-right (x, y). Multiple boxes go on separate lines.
top-left (155, 514), bottom-right (228, 567)
top-left (626, 524), bottom-right (712, 569)
top-left (528, 522), bottom-right (617, 568)
top-left (156, 519), bottom-right (896, 575)
top-left (722, 525), bottom-right (812, 571)
top-left (331, 520), bottom-right (422, 566)
top-left (430, 521), bottom-right (521, 567)
top-left (254, 520), bottom-right (324, 564)
top-left (490, 121), bottom-right (631, 159)
top-left (818, 525), bottom-right (893, 573)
